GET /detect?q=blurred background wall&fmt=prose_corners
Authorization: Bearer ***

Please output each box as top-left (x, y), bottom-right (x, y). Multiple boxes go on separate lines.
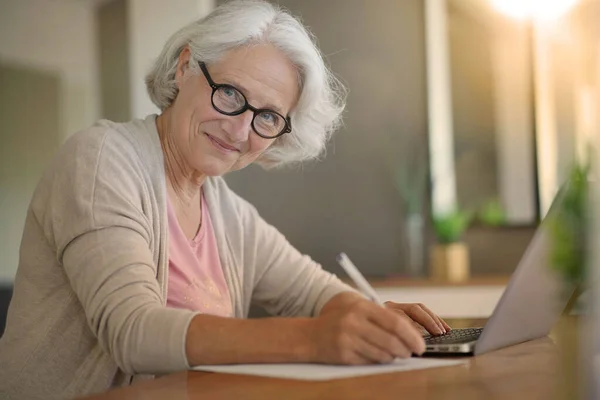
top-left (0, 0), bottom-right (99, 284)
top-left (221, 0), bottom-right (540, 278)
top-left (221, 0), bottom-right (432, 277)
top-left (0, 0), bottom-right (597, 287)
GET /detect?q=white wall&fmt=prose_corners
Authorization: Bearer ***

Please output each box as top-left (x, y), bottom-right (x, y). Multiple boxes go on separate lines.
top-left (127, 0), bottom-right (215, 118)
top-left (425, 0), bottom-right (458, 216)
top-left (0, 0), bottom-right (100, 141)
top-left (0, 0), bottom-right (217, 136)
top-left (491, 21), bottom-right (537, 224)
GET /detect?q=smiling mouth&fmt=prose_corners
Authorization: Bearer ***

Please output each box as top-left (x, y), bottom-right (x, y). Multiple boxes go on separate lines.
top-left (205, 133), bottom-right (240, 153)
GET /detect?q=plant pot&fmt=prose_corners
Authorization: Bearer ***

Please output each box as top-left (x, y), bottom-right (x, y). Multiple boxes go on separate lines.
top-left (430, 242), bottom-right (470, 282)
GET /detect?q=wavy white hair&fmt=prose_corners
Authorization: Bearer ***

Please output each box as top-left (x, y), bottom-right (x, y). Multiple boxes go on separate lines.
top-left (146, 0), bottom-right (347, 168)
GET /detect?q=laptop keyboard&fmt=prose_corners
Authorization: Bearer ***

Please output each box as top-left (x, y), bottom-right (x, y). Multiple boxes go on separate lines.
top-left (424, 327), bottom-right (484, 345)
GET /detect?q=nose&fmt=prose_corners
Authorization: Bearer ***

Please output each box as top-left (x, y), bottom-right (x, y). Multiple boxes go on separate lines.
top-left (223, 110), bottom-right (254, 144)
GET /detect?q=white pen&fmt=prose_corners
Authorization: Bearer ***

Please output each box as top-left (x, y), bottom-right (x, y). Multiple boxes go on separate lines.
top-left (336, 252), bottom-right (385, 306)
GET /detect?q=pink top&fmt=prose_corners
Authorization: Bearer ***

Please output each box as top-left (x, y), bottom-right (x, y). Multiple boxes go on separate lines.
top-left (166, 192), bottom-right (233, 317)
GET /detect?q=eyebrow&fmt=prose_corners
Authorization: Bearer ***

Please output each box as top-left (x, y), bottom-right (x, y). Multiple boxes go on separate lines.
top-left (222, 78), bottom-right (286, 115)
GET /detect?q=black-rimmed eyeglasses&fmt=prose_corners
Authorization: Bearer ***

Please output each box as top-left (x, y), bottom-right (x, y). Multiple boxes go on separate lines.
top-left (198, 62), bottom-right (292, 139)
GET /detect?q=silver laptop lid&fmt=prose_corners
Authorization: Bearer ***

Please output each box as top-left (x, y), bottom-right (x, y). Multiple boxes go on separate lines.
top-left (475, 191), bottom-right (574, 355)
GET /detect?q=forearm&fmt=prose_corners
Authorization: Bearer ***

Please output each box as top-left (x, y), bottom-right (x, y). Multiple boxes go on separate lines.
top-left (185, 291), bottom-right (363, 366)
top-left (185, 314), bottom-right (316, 366)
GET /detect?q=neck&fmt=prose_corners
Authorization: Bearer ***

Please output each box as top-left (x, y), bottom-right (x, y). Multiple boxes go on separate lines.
top-left (156, 109), bottom-right (205, 207)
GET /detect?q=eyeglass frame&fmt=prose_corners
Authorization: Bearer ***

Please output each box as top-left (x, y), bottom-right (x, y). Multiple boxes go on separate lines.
top-left (198, 62), bottom-right (292, 139)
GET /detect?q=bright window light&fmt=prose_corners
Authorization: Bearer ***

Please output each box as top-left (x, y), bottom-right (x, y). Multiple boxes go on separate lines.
top-left (490, 0), bottom-right (580, 21)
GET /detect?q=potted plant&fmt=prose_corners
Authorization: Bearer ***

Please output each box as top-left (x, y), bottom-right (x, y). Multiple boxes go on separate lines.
top-left (548, 162), bottom-right (589, 305)
top-left (430, 209), bottom-right (472, 282)
top-left (389, 134), bottom-right (429, 277)
top-left (546, 160), bottom-right (590, 399)
top-left (477, 198), bottom-right (507, 227)
top-left (394, 167), bottom-right (428, 278)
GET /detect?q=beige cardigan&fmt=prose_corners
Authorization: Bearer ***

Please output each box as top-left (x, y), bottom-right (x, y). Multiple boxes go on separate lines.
top-left (0, 115), bottom-right (352, 399)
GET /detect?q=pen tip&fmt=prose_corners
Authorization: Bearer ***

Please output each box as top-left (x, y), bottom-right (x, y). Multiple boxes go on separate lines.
top-left (336, 253), bottom-right (346, 262)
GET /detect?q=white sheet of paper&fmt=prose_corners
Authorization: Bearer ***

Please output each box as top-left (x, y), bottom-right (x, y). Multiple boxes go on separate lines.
top-left (192, 358), bottom-right (465, 381)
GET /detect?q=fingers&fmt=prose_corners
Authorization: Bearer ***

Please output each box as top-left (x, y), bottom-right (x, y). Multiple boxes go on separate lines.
top-left (329, 310), bottom-right (410, 365)
top-left (402, 304), bottom-right (444, 335)
top-left (419, 304), bottom-right (452, 333)
top-left (385, 302), bottom-right (451, 335)
top-left (392, 309), bottom-right (429, 334)
top-left (317, 300), bottom-right (430, 366)
top-left (442, 320), bottom-right (452, 331)
top-left (366, 307), bottom-right (425, 355)
top-left (332, 336), bottom-right (376, 365)
top-left (390, 314), bottom-right (426, 355)
top-left (359, 321), bottom-right (412, 360)
top-left (353, 338), bottom-right (404, 364)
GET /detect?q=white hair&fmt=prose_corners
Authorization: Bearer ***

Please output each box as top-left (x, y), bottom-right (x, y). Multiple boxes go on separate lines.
top-left (146, 0), bottom-right (347, 168)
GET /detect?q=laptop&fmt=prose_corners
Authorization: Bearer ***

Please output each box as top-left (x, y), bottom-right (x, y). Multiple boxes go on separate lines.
top-left (421, 190), bottom-right (575, 356)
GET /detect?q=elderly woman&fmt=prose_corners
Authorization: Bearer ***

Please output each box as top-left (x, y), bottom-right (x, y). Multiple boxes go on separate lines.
top-left (0, 1), bottom-right (450, 398)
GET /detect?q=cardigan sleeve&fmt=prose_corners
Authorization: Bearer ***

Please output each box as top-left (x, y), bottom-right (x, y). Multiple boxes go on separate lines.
top-left (42, 127), bottom-right (197, 375)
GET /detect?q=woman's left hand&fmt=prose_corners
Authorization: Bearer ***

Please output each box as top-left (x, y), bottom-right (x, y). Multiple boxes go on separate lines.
top-left (384, 302), bottom-right (451, 336)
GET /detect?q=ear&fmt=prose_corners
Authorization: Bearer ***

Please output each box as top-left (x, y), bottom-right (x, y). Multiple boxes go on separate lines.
top-left (174, 46), bottom-right (192, 90)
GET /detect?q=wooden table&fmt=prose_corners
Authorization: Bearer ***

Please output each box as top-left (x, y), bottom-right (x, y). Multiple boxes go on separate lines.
top-left (82, 319), bottom-right (567, 400)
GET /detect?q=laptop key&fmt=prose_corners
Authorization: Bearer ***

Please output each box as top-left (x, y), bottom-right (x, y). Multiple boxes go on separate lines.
top-left (424, 328), bottom-right (483, 345)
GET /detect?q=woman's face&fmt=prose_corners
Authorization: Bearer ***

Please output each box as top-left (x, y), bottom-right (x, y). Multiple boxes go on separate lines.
top-left (167, 44), bottom-right (299, 177)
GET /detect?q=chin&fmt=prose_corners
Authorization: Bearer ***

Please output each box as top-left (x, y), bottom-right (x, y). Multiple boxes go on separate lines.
top-left (193, 158), bottom-right (236, 177)
top-left (197, 164), bottom-right (230, 177)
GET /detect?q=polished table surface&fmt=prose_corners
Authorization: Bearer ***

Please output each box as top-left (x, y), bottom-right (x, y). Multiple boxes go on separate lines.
top-left (82, 319), bottom-right (569, 400)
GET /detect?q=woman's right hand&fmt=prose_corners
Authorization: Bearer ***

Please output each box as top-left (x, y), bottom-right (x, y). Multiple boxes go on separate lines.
top-left (309, 294), bottom-right (426, 365)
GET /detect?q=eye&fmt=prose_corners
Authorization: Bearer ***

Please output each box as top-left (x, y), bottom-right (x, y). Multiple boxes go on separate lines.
top-left (215, 86), bottom-right (245, 111)
top-left (259, 112), bottom-right (276, 124)
top-left (222, 87), bottom-right (236, 98)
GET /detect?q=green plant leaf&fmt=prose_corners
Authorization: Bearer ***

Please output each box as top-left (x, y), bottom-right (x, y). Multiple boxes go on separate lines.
top-left (433, 209), bottom-right (472, 244)
top-left (547, 162), bottom-right (589, 285)
top-left (478, 198), bottom-right (506, 226)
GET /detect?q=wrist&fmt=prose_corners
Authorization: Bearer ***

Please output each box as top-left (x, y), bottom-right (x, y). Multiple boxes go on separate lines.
top-left (295, 318), bottom-right (319, 363)
top-left (319, 291), bottom-right (364, 316)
